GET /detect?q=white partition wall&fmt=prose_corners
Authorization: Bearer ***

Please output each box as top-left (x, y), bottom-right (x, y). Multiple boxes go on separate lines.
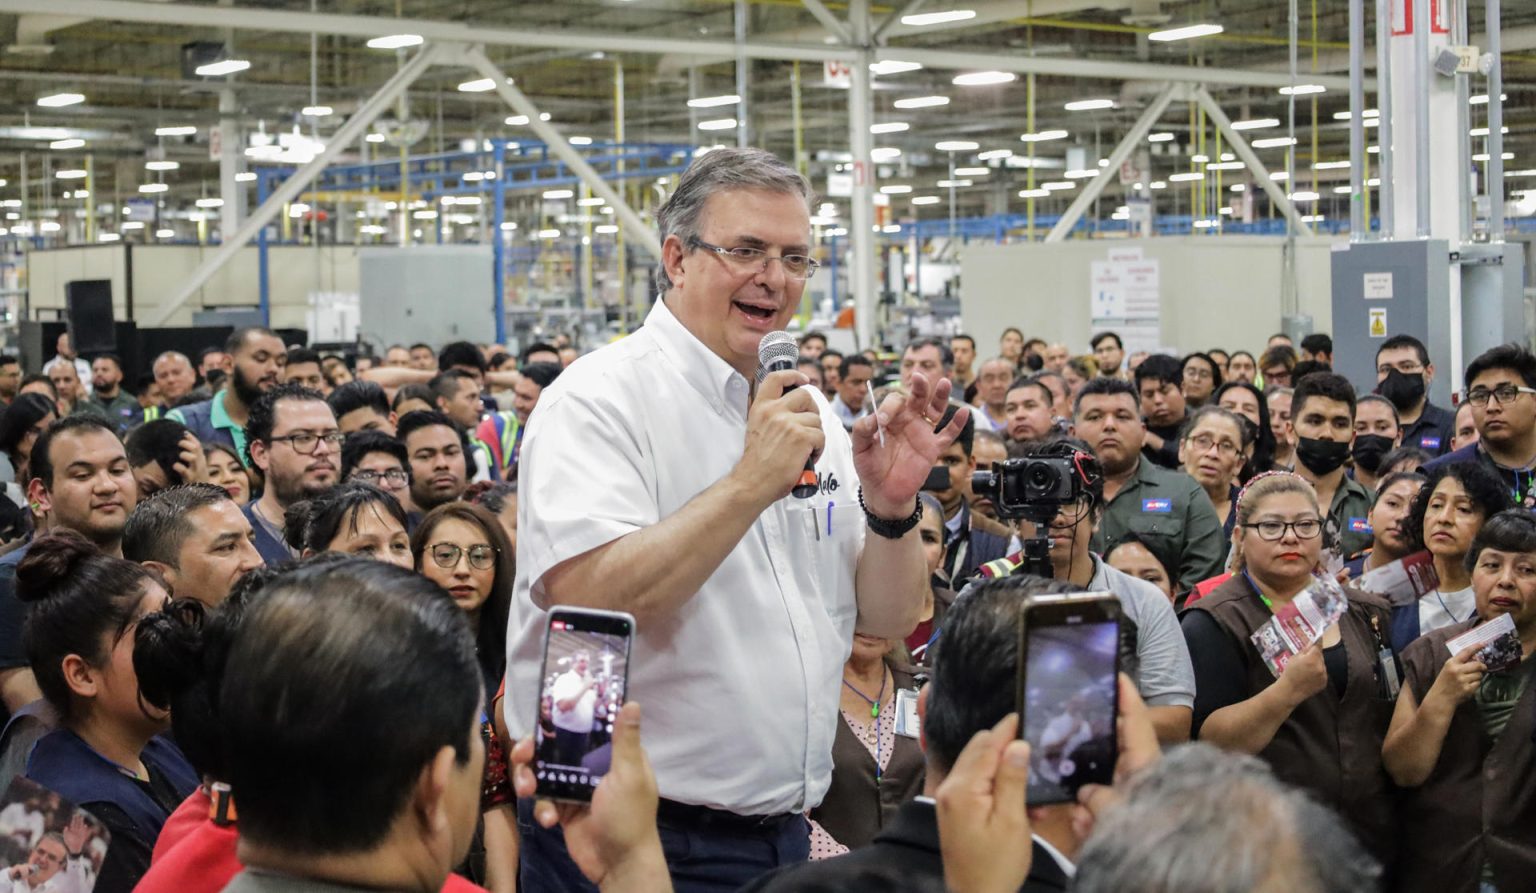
top-left (959, 236), bottom-right (1343, 358)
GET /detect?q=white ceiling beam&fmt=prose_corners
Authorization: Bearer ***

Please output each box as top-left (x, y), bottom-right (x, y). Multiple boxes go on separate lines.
top-left (801, 0), bottom-right (851, 45)
top-left (1044, 83), bottom-right (1177, 242)
top-left (1193, 86), bottom-right (1315, 238)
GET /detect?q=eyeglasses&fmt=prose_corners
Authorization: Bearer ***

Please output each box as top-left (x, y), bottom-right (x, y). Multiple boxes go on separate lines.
top-left (688, 237), bottom-right (821, 281)
top-left (1242, 518), bottom-right (1323, 541)
top-left (352, 468), bottom-right (408, 486)
top-left (1464, 384), bottom-right (1536, 407)
top-left (1183, 367), bottom-right (1213, 381)
top-left (267, 431), bottom-right (343, 454)
top-left (1186, 433), bottom-right (1240, 457)
top-left (429, 542), bottom-right (497, 571)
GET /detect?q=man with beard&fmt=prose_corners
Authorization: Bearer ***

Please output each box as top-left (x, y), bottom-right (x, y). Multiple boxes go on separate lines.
top-left (1375, 335), bottom-right (1454, 457)
top-left (170, 327), bottom-right (287, 465)
top-left (88, 354), bottom-right (141, 433)
top-left (398, 410), bottom-right (470, 516)
top-left (241, 384), bottom-right (341, 563)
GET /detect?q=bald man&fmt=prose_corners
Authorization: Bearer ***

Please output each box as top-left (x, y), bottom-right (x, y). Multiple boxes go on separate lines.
top-left (153, 351), bottom-right (199, 405)
top-left (1043, 342), bottom-right (1070, 374)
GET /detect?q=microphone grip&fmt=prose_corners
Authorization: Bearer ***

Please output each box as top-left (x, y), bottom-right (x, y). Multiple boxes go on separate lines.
top-left (762, 359), bottom-right (820, 500)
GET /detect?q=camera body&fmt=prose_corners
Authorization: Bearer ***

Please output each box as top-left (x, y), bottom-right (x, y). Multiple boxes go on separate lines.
top-left (972, 457), bottom-right (1085, 521)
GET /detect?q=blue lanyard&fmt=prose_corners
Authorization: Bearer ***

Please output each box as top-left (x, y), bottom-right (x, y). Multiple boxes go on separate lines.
top-left (843, 671), bottom-right (888, 780)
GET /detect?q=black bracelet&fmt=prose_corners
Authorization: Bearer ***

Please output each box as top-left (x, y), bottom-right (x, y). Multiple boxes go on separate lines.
top-left (858, 486), bottom-right (923, 539)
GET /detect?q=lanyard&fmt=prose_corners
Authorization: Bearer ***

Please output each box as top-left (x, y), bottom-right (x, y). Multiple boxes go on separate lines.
top-left (843, 670), bottom-right (889, 780)
top-left (1241, 569), bottom-right (1275, 610)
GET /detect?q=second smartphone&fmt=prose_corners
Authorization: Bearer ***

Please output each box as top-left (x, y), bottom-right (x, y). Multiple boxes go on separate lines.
top-left (532, 607), bottom-right (635, 803)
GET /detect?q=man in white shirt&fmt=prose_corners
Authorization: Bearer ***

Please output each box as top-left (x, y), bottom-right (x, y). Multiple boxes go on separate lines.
top-left (5, 827), bottom-right (92, 893)
top-left (508, 146), bottom-right (963, 892)
top-left (549, 651), bottom-right (598, 767)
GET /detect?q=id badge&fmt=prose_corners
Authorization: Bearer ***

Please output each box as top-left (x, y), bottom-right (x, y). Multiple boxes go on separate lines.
top-left (1377, 647), bottom-right (1401, 700)
top-left (894, 688), bottom-right (921, 738)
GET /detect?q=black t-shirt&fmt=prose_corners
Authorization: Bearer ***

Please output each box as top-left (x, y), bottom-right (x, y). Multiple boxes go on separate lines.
top-left (1143, 420), bottom-right (1184, 470)
top-left (1182, 609), bottom-right (1347, 736)
top-left (86, 763), bottom-right (187, 893)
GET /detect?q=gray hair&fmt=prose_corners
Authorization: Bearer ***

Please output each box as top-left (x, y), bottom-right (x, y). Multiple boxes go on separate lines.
top-left (1074, 743), bottom-right (1380, 893)
top-left (654, 147), bottom-right (813, 294)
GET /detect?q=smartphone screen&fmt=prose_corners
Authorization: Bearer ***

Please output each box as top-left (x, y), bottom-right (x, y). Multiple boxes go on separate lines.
top-left (533, 607), bottom-right (634, 803)
top-left (1018, 594), bottom-right (1121, 805)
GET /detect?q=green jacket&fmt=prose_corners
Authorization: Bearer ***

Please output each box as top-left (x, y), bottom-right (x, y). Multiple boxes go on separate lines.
top-left (1325, 474), bottom-right (1376, 562)
top-left (1092, 457), bottom-right (1227, 591)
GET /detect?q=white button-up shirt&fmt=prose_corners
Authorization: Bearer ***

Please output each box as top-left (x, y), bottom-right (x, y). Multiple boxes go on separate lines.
top-left (506, 298), bottom-right (866, 816)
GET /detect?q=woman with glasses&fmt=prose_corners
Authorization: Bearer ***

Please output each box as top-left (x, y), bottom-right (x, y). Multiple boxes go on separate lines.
top-left (283, 481), bottom-right (413, 569)
top-left (1383, 510), bottom-right (1536, 893)
top-left (410, 501), bottom-right (516, 893)
top-left (1177, 406), bottom-right (1252, 560)
top-left (1180, 352), bottom-right (1224, 409)
top-left (341, 430), bottom-right (414, 516)
top-left (1391, 462), bottom-right (1512, 652)
top-left (1182, 472), bottom-right (1398, 865)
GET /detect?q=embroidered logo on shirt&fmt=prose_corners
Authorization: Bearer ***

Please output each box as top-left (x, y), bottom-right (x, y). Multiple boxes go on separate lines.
top-left (1141, 498), bottom-right (1172, 513)
top-left (1349, 517), bottom-right (1371, 534)
top-left (819, 472), bottom-right (841, 495)
top-left (1419, 436), bottom-right (1441, 451)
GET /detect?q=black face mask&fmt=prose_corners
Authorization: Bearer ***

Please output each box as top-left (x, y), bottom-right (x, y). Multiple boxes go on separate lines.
top-left (1351, 434), bottom-right (1394, 474)
top-left (1377, 369), bottom-right (1426, 412)
top-left (1295, 436), bottom-right (1352, 476)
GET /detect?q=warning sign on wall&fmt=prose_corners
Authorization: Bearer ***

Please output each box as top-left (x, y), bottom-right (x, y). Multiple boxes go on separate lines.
top-left (1369, 307), bottom-right (1388, 338)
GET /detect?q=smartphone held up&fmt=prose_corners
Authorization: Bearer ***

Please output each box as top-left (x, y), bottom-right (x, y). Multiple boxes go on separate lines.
top-left (533, 607), bottom-right (635, 803)
top-left (1016, 592), bottom-right (1121, 805)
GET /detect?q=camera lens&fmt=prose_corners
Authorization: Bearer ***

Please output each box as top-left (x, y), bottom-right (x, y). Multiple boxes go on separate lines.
top-left (1027, 463), bottom-right (1055, 489)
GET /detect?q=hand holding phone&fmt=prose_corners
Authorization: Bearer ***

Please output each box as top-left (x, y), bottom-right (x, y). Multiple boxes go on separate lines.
top-left (534, 607), bottom-right (635, 803)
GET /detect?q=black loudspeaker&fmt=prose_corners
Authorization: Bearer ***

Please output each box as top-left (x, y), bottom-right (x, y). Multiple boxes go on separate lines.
top-left (65, 280), bottom-right (118, 354)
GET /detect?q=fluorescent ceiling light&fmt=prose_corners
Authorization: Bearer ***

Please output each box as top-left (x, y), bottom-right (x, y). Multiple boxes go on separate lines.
top-left (1331, 109), bottom-right (1379, 120)
top-left (498, 222), bottom-right (518, 231)
top-left (1230, 118), bottom-right (1279, 131)
top-left (1270, 171), bottom-right (1290, 180)
top-left (536, 228), bottom-right (561, 239)
top-left (1301, 214), bottom-right (1325, 223)
top-left (1041, 181), bottom-right (1075, 191)
top-left (462, 171), bottom-right (485, 182)
top-left (698, 118), bottom-right (737, 131)
top-left (869, 60), bottom-right (923, 75)
top-left (952, 71), bottom-right (1016, 87)
top-left (49, 139), bottom-right (85, 150)
top-left (1312, 160), bottom-right (1351, 170)
top-left (977, 149), bottom-right (1013, 161)
top-left (902, 10), bottom-right (976, 26)
top-left (301, 105), bottom-right (333, 117)
top-left (911, 196), bottom-right (941, 205)
top-left (1020, 129), bottom-right (1068, 143)
top-left (457, 78), bottom-right (497, 93)
top-left (687, 94), bottom-right (740, 109)
top-left (871, 122), bottom-right (909, 134)
top-left (1507, 169), bottom-right (1536, 177)
top-left (1288, 191), bottom-right (1320, 201)
top-left (1191, 154), bottom-right (1209, 163)
top-left (195, 198), bottom-right (224, 208)
top-left (139, 183), bottom-right (169, 193)
top-left (568, 136), bottom-right (593, 146)
top-left (1193, 219), bottom-right (1221, 229)
top-left (1221, 153), bottom-right (1236, 161)
top-left (577, 197), bottom-right (606, 207)
top-left (1251, 136), bottom-right (1298, 148)
top-left (155, 126), bottom-right (198, 137)
top-left (98, 233), bottom-right (120, 242)
top-left (1148, 132), bottom-right (1175, 142)
top-left (37, 92), bottom-right (85, 108)
top-left (412, 210), bottom-right (437, 220)
top-left (954, 167), bottom-right (989, 176)
top-left (1064, 169), bottom-right (1099, 179)
top-left (882, 224), bottom-right (903, 233)
top-left (595, 224), bottom-right (619, 235)
top-left (55, 169), bottom-right (87, 180)
top-left (156, 229), bottom-right (176, 239)
top-left (505, 113), bottom-right (552, 125)
top-left (1148, 23), bottom-right (1224, 41)
top-left (1206, 161), bottom-right (1245, 170)
top-left (542, 189), bottom-right (574, 199)
top-left (235, 172), bottom-right (257, 182)
top-left (1470, 126), bottom-right (1511, 137)
top-left (365, 132), bottom-right (386, 142)
top-left (1168, 172), bottom-right (1205, 182)
top-left (122, 222), bottom-right (145, 230)
top-left (1064, 98), bottom-right (1115, 111)
top-left (196, 60), bottom-right (250, 77)
top-left (1231, 184), bottom-right (1247, 192)
top-left (1017, 188), bottom-right (1051, 198)
top-left (1149, 181), bottom-right (1167, 189)
top-left (1469, 93), bottom-right (1507, 105)
top-left (870, 147), bottom-right (903, 162)
top-left (894, 95), bottom-right (949, 109)
top-left (1333, 185), bottom-right (1353, 194)
top-left (935, 140), bottom-right (979, 151)
top-left (881, 185), bottom-right (913, 194)
top-left (367, 34), bottom-right (423, 49)
top-left (936, 179), bottom-right (973, 188)
top-left (1278, 84), bottom-right (1326, 95)
top-left (146, 160), bottom-right (180, 171)
top-left (1473, 152), bottom-right (1516, 162)
top-left (1367, 177), bottom-right (1381, 186)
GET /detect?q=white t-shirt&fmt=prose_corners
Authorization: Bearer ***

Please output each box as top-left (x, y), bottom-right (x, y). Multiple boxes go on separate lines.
top-left (550, 670), bottom-right (597, 733)
top-left (1420, 585), bottom-right (1477, 636)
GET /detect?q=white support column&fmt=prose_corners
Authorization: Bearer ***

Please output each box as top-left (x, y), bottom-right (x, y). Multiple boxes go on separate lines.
top-left (1045, 84), bottom-right (1177, 243)
top-left (465, 47), bottom-right (663, 260)
top-left (148, 41), bottom-right (447, 326)
top-left (848, 0), bottom-right (876, 351)
top-left (218, 87), bottom-right (242, 234)
top-left (1194, 87), bottom-right (1317, 237)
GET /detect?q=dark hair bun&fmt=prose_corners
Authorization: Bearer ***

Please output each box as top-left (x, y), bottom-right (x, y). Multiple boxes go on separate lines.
top-left (15, 532), bottom-right (99, 603)
top-left (283, 500), bottom-right (315, 551)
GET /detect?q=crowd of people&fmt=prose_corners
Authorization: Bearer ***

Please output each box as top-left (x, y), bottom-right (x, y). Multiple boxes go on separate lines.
top-left (0, 145), bottom-right (1526, 893)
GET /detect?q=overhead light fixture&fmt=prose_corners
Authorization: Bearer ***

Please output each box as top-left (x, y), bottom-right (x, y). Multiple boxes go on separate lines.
top-left (577, 197), bottom-right (606, 207)
top-left (196, 197), bottom-right (224, 208)
top-left (1301, 214), bottom-right (1325, 223)
top-left (55, 169), bottom-right (87, 180)
top-left (894, 95), bottom-right (949, 109)
top-left (1020, 129), bottom-right (1069, 143)
top-left (462, 171), bottom-right (486, 182)
top-left (542, 189), bottom-right (574, 200)
top-left (1312, 160), bottom-right (1351, 170)
top-left (954, 167), bottom-right (989, 176)
top-left (1288, 191), bottom-right (1321, 201)
top-left (595, 224), bottom-right (619, 235)
top-left (911, 196), bottom-right (941, 205)
top-left (1472, 152), bottom-right (1516, 162)
top-left (1191, 154), bottom-right (1209, 163)
top-left (1168, 172), bottom-right (1205, 182)
top-left (1064, 169), bottom-right (1099, 179)
top-left (1507, 169), bottom-right (1536, 177)
top-left (1270, 171), bottom-right (1291, 180)
top-left (1148, 23), bottom-right (1224, 41)
top-left (902, 10), bottom-right (976, 26)
top-left (139, 183), bottom-right (169, 193)
top-left (1206, 161), bottom-right (1245, 170)
top-left (1333, 185), bottom-right (1353, 194)
top-left (937, 179), bottom-right (973, 188)
top-left (568, 136), bottom-right (593, 146)
top-left (687, 94), bottom-right (740, 108)
top-left (122, 221), bottom-right (146, 230)
top-left (1147, 132), bottom-right (1175, 142)
top-left (505, 113), bottom-right (552, 125)
top-left (457, 78), bottom-right (498, 93)
top-left (1017, 188), bottom-right (1051, 198)
top-left (952, 71), bottom-right (1016, 86)
top-left (869, 60), bottom-right (923, 75)
top-left (1251, 136), bottom-right (1298, 148)
top-left (367, 34), bottom-right (424, 49)
top-left (1470, 126), bottom-right (1511, 137)
top-left (882, 224), bottom-right (903, 234)
top-left (698, 118), bottom-right (737, 131)
top-left (978, 149), bottom-right (1014, 161)
top-left (301, 105), bottom-right (334, 117)
top-left (1469, 93), bottom-right (1507, 105)
top-left (1193, 219), bottom-right (1221, 229)
top-left (1331, 109), bottom-right (1379, 120)
top-left (37, 92), bottom-right (85, 108)
top-left (1064, 98), bottom-right (1115, 111)
top-left (870, 122), bottom-right (910, 134)
top-left (195, 59), bottom-right (251, 77)
top-left (537, 228), bottom-right (562, 239)
top-left (49, 139), bottom-right (85, 150)
top-left (1231, 184), bottom-right (1247, 192)
top-left (1231, 118), bottom-right (1280, 131)
top-left (935, 140), bottom-right (979, 151)
top-left (1149, 181), bottom-right (1167, 189)
top-left (1041, 181), bottom-right (1075, 191)
top-left (1278, 84), bottom-right (1326, 95)
top-left (156, 228), bottom-right (176, 239)
top-left (236, 172), bottom-right (257, 182)
top-left (870, 147), bottom-right (903, 162)
top-left (881, 185), bottom-right (913, 194)
top-left (145, 160), bottom-right (179, 171)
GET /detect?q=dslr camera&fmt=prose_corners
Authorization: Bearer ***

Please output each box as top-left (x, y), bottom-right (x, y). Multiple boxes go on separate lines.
top-left (972, 457), bottom-right (1085, 522)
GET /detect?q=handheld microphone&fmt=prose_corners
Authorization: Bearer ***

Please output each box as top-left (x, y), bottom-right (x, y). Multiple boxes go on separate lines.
top-left (758, 331), bottom-right (820, 499)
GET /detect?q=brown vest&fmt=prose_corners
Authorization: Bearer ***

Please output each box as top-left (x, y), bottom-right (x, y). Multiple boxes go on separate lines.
top-left (810, 667), bottom-right (927, 851)
top-left (1395, 621), bottom-right (1536, 893)
top-left (1186, 574), bottom-right (1399, 865)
